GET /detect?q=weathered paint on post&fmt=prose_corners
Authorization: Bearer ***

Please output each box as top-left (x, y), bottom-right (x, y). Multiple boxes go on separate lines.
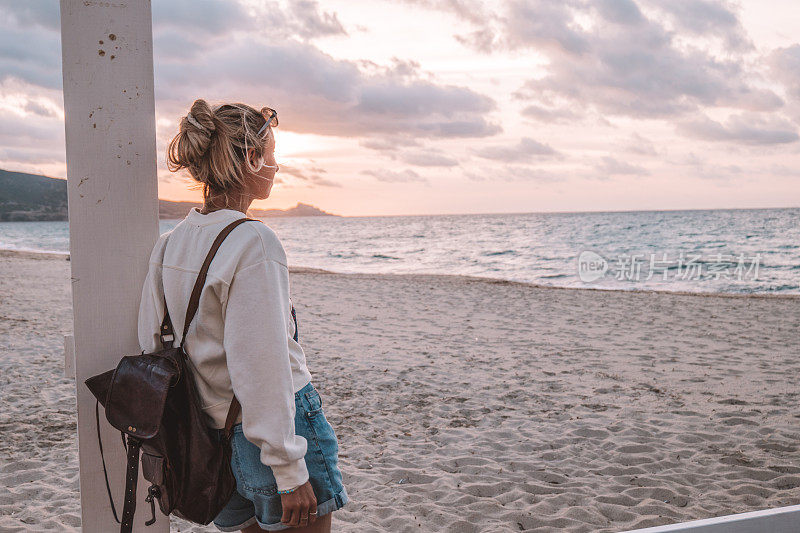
top-left (59, 1), bottom-right (165, 531)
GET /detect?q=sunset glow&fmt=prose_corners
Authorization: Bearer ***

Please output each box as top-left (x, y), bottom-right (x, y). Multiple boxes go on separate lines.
top-left (1, 0), bottom-right (799, 216)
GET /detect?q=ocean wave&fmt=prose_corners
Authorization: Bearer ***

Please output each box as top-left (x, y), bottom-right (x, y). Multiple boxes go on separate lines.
top-left (327, 251), bottom-right (359, 259)
top-left (482, 249), bottom-right (519, 257)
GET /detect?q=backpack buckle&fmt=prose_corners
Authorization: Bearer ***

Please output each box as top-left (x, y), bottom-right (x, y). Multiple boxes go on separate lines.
top-left (160, 323), bottom-right (174, 345)
top-left (144, 484), bottom-right (160, 526)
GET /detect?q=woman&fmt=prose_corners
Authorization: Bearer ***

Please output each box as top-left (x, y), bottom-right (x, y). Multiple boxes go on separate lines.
top-left (137, 99), bottom-right (348, 532)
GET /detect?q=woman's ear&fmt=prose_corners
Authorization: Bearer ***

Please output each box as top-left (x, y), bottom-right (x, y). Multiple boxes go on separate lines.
top-left (247, 147), bottom-right (258, 168)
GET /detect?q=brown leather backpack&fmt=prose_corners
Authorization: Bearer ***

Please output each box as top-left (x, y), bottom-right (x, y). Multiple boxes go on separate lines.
top-left (85, 217), bottom-right (261, 532)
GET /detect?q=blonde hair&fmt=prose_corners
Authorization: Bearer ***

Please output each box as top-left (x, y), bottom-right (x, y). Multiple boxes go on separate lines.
top-left (166, 99), bottom-right (277, 207)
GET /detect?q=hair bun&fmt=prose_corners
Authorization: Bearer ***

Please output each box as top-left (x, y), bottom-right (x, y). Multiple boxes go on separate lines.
top-left (186, 99), bottom-right (216, 136)
top-left (167, 99), bottom-right (217, 169)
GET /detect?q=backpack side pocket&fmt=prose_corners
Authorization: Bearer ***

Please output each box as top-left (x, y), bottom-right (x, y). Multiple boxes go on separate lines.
top-left (141, 451), bottom-right (171, 515)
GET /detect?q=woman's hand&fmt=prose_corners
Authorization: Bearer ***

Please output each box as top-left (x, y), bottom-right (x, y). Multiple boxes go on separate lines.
top-left (280, 481), bottom-right (318, 527)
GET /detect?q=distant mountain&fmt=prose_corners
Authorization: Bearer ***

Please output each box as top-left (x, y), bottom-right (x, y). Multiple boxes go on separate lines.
top-left (248, 202), bottom-right (337, 219)
top-left (157, 199), bottom-right (338, 219)
top-left (0, 169), bottom-right (68, 221)
top-left (0, 169), bottom-right (338, 221)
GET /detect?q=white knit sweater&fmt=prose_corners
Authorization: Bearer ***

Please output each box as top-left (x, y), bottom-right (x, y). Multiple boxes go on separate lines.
top-left (137, 207), bottom-right (313, 491)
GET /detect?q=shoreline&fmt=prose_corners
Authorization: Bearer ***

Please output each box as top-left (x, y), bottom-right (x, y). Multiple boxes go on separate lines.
top-left (2, 247), bottom-right (797, 301)
top-left (0, 248), bottom-right (70, 260)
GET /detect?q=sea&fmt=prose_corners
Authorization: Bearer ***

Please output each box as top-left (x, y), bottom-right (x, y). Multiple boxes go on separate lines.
top-left (1, 208), bottom-right (798, 295)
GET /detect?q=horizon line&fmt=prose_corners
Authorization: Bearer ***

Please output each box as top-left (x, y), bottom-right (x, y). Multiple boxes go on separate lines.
top-left (278, 205), bottom-right (800, 218)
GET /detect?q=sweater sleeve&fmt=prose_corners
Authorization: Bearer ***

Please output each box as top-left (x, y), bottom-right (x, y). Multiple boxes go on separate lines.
top-left (223, 258), bottom-right (309, 491)
top-left (137, 258), bottom-right (164, 355)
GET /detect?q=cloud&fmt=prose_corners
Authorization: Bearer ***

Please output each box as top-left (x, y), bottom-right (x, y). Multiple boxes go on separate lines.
top-left (670, 150), bottom-right (745, 180)
top-left (677, 113), bottom-right (800, 145)
top-left (153, 31), bottom-right (215, 62)
top-left (400, 0), bottom-right (495, 26)
top-left (147, 1), bottom-right (501, 142)
top-left (0, 104), bottom-right (65, 172)
top-left (360, 136), bottom-right (462, 166)
top-left (0, 1), bottom-right (60, 31)
top-left (0, 146), bottom-right (64, 165)
top-left (520, 104), bottom-right (581, 123)
top-left (355, 78), bottom-right (490, 117)
top-left (359, 136), bottom-right (422, 151)
top-left (1, 0), bottom-right (499, 142)
top-left (464, 163), bottom-right (563, 182)
top-left (769, 44), bottom-right (800, 100)
top-left (768, 45), bottom-right (800, 125)
top-left (0, 0), bottom-right (501, 180)
top-left (596, 156), bottom-right (649, 176)
top-left (437, 0), bottom-right (782, 120)
top-left (360, 168), bottom-right (428, 182)
top-left (505, 1), bottom-right (589, 55)
top-left (624, 133), bottom-right (658, 156)
top-left (410, 0), bottom-right (504, 52)
top-left (595, 0), bottom-right (645, 26)
top-left (154, 37), bottom-right (500, 140)
top-left (472, 137), bottom-right (557, 162)
top-left (155, 0), bottom-right (348, 41)
top-left (397, 150), bottom-right (460, 167)
top-left (0, 77), bottom-right (65, 171)
top-left (453, 27), bottom-right (499, 53)
top-left (640, 0), bottom-right (752, 51)
top-left (23, 99), bottom-right (58, 118)
top-left (278, 163), bottom-right (341, 187)
top-left (0, 22), bottom-right (62, 89)
top-left (282, 0), bottom-right (348, 40)
top-left (512, 19), bottom-right (782, 118)
top-left (152, 0), bottom-right (252, 36)
top-left (8, 0), bottom-right (344, 43)
top-left (501, 165), bottom-right (562, 181)
top-left (0, 106), bottom-right (63, 145)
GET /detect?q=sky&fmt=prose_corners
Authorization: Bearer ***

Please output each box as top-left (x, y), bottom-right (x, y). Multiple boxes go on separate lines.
top-left (1, 0), bottom-right (799, 216)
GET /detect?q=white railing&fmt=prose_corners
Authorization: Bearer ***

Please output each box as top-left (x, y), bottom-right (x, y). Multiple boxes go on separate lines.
top-left (624, 504), bottom-right (800, 532)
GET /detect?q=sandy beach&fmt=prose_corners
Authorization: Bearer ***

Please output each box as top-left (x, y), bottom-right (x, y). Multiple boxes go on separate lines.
top-left (0, 249), bottom-right (798, 532)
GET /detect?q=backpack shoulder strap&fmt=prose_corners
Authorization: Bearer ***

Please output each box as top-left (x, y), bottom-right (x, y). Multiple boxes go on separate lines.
top-left (160, 233), bottom-right (176, 349)
top-left (180, 217), bottom-right (260, 347)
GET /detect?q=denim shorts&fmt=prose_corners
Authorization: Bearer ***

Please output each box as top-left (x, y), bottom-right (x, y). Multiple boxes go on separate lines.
top-left (212, 381), bottom-right (349, 531)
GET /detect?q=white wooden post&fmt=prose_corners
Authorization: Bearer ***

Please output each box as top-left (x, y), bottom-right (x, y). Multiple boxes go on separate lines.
top-left (59, 1), bottom-right (166, 531)
top-left (624, 504), bottom-right (800, 532)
